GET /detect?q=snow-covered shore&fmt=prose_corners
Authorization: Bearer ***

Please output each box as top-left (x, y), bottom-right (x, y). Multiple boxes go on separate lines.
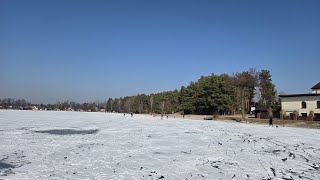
top-left (0, 110), bottom-right (319, 179)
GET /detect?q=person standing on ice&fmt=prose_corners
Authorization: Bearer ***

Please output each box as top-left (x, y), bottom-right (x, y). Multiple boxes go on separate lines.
top-left (269, 116), bottom-right (273, 127)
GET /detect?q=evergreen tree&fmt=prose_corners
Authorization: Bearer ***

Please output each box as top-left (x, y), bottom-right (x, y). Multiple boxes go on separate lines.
top-left (258, 69), bottom-right (276, 109)
top-left (179, 85), bottom-right (196, 114)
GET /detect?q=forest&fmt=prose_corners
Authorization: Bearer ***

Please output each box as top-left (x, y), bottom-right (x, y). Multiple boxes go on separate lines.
top-left (0, 69), bottom-right (278, 116)
top-left (104, 69), bottom-right (278, 116)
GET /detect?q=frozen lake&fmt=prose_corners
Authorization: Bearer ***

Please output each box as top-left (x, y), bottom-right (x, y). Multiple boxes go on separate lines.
top-left (0, 110), bottom-right (319, 179)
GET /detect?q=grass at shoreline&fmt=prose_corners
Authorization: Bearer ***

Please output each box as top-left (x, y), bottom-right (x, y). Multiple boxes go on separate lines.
top-left (159, 113), bottom-right (320, 129)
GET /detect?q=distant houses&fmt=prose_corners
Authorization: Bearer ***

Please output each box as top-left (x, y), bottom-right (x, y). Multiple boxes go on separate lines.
top-left (32, 106), bottom-right (38, 111)
top-left (279, 82), bottom-right (320, 121)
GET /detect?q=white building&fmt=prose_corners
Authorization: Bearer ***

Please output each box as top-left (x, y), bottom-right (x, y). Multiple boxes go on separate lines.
top-left (279, 82), bottom-right (320, 121)
top-left (32, 106), bottom-right (38, 110)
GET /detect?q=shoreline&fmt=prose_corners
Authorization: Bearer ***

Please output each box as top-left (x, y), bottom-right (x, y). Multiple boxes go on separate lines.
top-left (146, 113), bottom-right (320, 129)
top-left (2, 109), bottom-right (320, 129)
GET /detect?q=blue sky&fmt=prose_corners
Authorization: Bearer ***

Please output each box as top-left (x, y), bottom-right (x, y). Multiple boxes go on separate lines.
top-left (1, 0), bottom-right (319, 103)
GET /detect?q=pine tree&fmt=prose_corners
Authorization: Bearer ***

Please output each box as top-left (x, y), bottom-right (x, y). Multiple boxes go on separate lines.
top-left (258, 69), bottom-right (276, 109)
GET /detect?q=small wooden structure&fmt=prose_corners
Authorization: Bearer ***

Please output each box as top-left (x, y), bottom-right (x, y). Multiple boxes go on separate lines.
top-left (254, 108), bottom-right (270, 119)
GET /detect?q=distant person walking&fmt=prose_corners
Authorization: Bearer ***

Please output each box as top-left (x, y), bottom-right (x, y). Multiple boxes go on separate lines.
top-left (269, 116), bottom-right (273, 127)
top-left (131, 113), bottom-right (133, 117)
top-left (167, 115), bottom-right (168, 119)
top-left (124, 113), bottom-right (125, 117)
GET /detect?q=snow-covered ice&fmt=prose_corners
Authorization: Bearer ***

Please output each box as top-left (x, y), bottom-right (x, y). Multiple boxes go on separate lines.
top-left (0, 110), bottom-right (319, 179)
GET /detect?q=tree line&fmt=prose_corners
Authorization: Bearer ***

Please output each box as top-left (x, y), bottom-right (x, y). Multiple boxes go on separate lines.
top-left (105, 68), bottom-right (278, 117)
top-left (0, 98), bottom-right (105, 112)
top-left (1, 69), bottom-right (278, 119)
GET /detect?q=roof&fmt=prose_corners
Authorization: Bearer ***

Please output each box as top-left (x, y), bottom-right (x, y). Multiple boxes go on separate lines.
top-left (254, 108), bottom-right (269, 112)
top-left (311, 82), bottom-right (320, 89)
top-left (279, 93), bottom-right (320, 98)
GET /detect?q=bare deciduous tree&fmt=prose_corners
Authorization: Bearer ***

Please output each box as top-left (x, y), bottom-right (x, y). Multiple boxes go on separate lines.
top-left (150, 96), bottom-right (154, 113)
top-left (161, 101), bottom-right (165, 115)
top-left (233, 68), bottom-right (258, 120)
top-left (137, 100), bottom-right (143, 113)
top-left (118, 99), bottom-right (121, 112)
top-left (125, 98), bottom-right (133, 112)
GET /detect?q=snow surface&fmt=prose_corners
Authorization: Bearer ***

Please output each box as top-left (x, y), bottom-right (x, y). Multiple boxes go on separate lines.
top-left (0, 110), bottom-right (319, 180)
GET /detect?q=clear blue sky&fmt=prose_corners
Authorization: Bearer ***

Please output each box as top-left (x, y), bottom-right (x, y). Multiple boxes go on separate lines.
top-left (1, 0), bottom-right (319, 103)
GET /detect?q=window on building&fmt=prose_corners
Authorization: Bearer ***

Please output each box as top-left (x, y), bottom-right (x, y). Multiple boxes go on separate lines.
top-left (301, 113), bottom-right (307, 117)
top-left (301, 101), bottom-right (307, 109)
top-left (317, 101), bottom-right (320, 109)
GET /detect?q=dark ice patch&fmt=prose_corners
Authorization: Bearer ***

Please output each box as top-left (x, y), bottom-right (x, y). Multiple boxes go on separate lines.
top-left (34, 129), bottom-right (99, 135)
top-left (0, 162), bottom-right (14, 169)
top-left (185, 131), bottom-right (202, 134)
top-left (272, 149), bottom-right (281, 153)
